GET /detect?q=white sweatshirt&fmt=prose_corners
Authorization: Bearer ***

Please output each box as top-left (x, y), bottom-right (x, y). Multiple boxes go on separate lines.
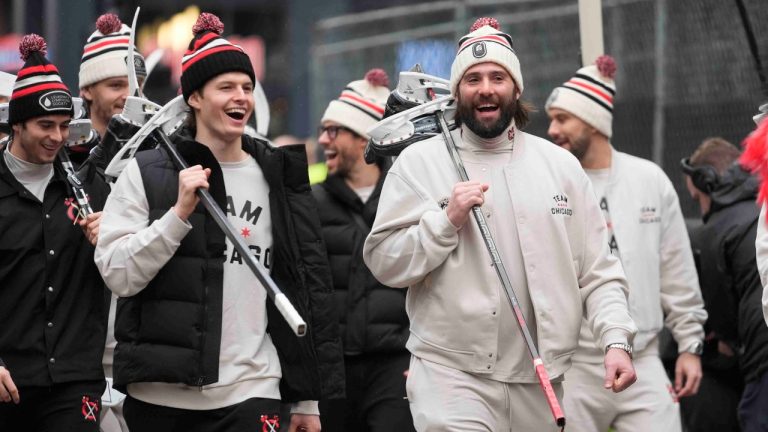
top-left (364, 125), bottom-right (637, 379)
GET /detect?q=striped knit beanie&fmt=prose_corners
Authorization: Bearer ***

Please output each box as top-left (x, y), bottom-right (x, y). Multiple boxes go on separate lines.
top-left (546, 55), bottom-right (617, 138)
top-left (79, 13), bottom-right (146, 89)
top-left (320, 69), bottom-right (390, 138)
top-left (181, 13), bottom-right (255, 103)
top-left (449, 17), bottom-right (523, 96)
top-left (9, 34), bottom-right (73, 125)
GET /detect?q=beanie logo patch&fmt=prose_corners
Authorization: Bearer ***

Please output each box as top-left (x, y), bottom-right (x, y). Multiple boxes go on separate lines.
top-left (546, 88), bottom-right (559, 108)
top-left (472, 42), bottom-right (487, 58)
top-left (38, 90), bottom-right (72, 111)
top-left (130, 54), bottom-right (147, 78)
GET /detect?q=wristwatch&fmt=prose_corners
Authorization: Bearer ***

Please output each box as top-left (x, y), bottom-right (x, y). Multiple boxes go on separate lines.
top-left (684, 340), bottom-right (704, 356)
top-left (606, 343), bottom-right (633, 359)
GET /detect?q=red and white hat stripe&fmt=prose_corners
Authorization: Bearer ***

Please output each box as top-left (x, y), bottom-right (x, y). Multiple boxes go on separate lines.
top-left (81, 33), bottom-right (130, 62)
top-left (12, 65), bottom-right (66, 100)
top-left (562, 74), bottom-right (614, 112)
top-left (458, 34), bottom-right (513, 53)
top-left (181, 37), bottom-right (244, 73)
top-left (338, 88), bottom-right (384, 120)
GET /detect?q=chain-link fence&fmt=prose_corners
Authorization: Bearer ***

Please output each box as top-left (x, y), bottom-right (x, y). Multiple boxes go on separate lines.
top-left (310, 0), bottom-right (768, 217)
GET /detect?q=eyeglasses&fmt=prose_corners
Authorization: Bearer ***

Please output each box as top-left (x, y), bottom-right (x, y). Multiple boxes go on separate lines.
top-left (317, 125), bottom-right (355, 140)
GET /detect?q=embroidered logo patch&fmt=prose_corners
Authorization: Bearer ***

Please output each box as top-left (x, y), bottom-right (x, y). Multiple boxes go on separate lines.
top-left (639, 206), bottom-right (660, 224)
top-left (550, 194), bottom-right (572, 216)
top-left (438, 197), bottom-right (450, 209)
top-left (546, 88), bottom-right (559, 108)
top-left (38, 90), bottom-right (72, 112)
top-left (260, 414), bottom-right (280, 432)
top-left (81, 396), bottom-right (99, 422)
top-left (64, 196), bottom-right (89, 223)
top-left (472, 41), bottom-right (487, 58)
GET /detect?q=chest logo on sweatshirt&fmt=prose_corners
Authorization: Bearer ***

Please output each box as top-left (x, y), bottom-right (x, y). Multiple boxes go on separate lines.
top-left (438, 196), bottom-right (450, 210)
top-left (550, 193), bottom-right (572, 216)
top-left (639, 206), bottom-right (660, 224)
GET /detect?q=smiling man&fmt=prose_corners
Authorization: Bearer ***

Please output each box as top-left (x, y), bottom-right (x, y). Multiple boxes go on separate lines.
top-left (546, 56), bottom-right (707, 432)
top-left (0, 34), bottom-right (110, 432)
top-left (78, 13), bottom-right (146, 142)
top-left (94, 13), bottom-right (343, 432)
top-left (363, 17), bottom-right (637, 431)
top-left (312, 69), bottom-right (415, 432)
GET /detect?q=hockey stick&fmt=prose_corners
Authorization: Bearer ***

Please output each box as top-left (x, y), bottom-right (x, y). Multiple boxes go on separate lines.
top-left (436, 111), bottom-right (566, 430)
top-left (733, 0), bottom-right (768, 98)
top-left (152, 128), bottom-right (307, 337)
top-left (578, 0), bottom-right (604, 67)
top-left (59, 145), bottom-right (94, 219)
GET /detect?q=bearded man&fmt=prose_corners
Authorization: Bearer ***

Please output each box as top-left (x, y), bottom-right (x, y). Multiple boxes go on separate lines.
top-left (363, 17), bottom-right (637, 431)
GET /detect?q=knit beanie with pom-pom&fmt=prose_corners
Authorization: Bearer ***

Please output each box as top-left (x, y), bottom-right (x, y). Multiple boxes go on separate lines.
top-left (320, 68), bottom-right (391, 138)
top-left (546, 55), bottom-right (617, 138)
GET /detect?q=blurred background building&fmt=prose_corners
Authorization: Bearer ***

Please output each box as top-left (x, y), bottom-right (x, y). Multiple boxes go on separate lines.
top-left (0, 0), bottom-right (765, 217)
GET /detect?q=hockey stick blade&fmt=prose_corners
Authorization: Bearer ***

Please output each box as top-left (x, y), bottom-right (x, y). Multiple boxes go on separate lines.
top-left (367, 96), bottom-right (455, 149)
top-left (104, 94), bottom-right (188, 178)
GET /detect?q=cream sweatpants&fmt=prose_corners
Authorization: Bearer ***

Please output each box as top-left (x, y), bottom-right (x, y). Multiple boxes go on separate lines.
top-left (406, 356), bottom-right (564, 432)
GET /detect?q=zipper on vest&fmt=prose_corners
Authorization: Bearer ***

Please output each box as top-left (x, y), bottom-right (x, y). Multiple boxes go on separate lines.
top-left (198, 279), bottom-right (210, 391)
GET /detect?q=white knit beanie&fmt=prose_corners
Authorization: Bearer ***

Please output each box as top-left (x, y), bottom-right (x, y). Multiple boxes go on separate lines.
top-left (79, 13), bottom-right (146, 89)
top-left (321, 69), bottom-right (390, 138)
top-left (449, 17), bottom-right (524, 96)
top-left (546, 55), bottom-right (617, 138)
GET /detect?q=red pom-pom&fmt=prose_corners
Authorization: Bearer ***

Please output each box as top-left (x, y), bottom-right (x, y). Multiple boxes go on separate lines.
top-left (192, 13), bottom-right (224, 36)
top-left (470, 17), bottom-right (499, 32)
top-left (19, 34), bottom-right (47, 61)
top-left (595, 55), bottom-right (617, 80)
top-left (96, 13), bottom-right (122, 35)
top-left (365, 68), bottom-right (389, 87)
top-left (740, 117), bottom-right (768, 205)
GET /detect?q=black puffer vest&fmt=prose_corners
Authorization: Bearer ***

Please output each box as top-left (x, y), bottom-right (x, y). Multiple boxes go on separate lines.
top-left (113, 136), bottom-right (344, 401)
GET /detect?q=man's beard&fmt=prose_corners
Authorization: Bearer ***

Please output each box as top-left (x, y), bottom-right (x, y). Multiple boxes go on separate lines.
top-left (567, 129), bottom-right (592, 161)
top-left (332, 147), bottom-right (357, 178)
top-left (457, 95), bottom-right (516, 139)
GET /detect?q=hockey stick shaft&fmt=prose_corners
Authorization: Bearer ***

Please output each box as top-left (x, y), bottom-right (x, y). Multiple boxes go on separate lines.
top-left (733, 0), bottom-right (768, 97)
top-left (436, 112), bottom-right (565, 428)
top-left (154, 129), bottom-right (307, 337)
top-left (59, 150), bottom-right (94, 216)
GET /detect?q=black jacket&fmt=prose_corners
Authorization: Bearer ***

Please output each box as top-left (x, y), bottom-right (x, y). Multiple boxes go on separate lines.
top-left (311, 163), bottom-right (409, 356)
top-left (0, 148), bottom-right (110, 386)
top-left (692, 163), bottom-right (768, 383)
top-left (113, 136), bottom-right (344, 402)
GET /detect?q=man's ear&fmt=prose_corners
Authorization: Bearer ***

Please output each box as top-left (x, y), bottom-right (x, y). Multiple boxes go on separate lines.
top-left (80, 86), bottom-right (92, 103)
top-left (356, 134), bottom-right (368, 149)
top-left (188, 91), bottom-right (202, 111)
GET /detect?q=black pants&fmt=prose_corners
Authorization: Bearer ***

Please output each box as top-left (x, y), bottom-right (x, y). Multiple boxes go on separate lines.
top-left (320, 351), bottom-right (415, 432)
top-left (0, 380), bottom-right (105, 432)
top-left (740, 371), bottom-right (768, 432)
top-left (123, 395), bottom-right (281, 432)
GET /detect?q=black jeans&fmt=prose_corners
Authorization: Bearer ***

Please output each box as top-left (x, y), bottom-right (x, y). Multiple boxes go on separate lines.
top-left (123, 395), bottom-right (281, 432)
top-left (740, 371), bottom-right (768, 432)
top-left (0, 380), bottom-right (105, 432)
top-left (320, 351), bottom-right (415, 432)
